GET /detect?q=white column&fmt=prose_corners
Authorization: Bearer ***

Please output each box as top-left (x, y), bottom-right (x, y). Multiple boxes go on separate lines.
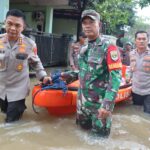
top-left (45, 7), bottom-right (53, 33)
top-left (0, 0), bottom-right (9, 25)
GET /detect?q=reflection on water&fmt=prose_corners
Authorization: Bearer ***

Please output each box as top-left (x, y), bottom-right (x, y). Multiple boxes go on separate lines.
top-left (0, 76), bottom-right (150, 150)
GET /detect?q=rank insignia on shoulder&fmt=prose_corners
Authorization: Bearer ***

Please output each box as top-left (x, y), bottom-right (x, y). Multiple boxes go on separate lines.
top-left (110, 51), bottom-right (118, 61)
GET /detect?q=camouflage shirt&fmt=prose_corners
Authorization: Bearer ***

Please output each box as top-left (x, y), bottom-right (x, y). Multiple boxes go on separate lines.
top-left (64, 36), bottom-right (122, 111)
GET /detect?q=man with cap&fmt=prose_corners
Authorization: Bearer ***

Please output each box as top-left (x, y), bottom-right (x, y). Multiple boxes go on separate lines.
top-left (121, 42), bottom-right (132, 66)
top-left (61, 9), bottom-right (122, 137)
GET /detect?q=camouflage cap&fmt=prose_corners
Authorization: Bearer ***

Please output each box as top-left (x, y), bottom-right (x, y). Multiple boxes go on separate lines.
top-left (81, 9), bottom-right (100, 21)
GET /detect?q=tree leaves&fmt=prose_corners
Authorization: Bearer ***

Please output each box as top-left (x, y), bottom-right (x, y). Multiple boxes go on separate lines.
top-left (138, 0), bottom-right (150, 8)
top-left (94, 0), bottom-right (136, 34)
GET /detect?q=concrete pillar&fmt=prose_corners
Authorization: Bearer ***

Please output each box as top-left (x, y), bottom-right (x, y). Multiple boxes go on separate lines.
top-left (45, 7), bottom-right (53, 33)
top-left (0, 0), bottom-right (9, 25)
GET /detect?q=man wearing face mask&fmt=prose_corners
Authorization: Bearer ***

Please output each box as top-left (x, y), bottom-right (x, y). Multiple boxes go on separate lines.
top-left (130, 31), bottom-right (150, 114)
top-left (0, 9), bottom-right (51, 123)
top-left (61, 9), bottom-right (122, 137)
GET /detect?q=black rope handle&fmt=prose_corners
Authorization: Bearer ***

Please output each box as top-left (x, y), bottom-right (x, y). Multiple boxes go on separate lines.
top-left (32, 84), bottom-right (42, 114)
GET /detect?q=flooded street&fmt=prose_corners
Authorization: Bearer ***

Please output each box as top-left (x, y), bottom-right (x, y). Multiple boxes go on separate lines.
top-left (0, 68), bottom-right (150, 150)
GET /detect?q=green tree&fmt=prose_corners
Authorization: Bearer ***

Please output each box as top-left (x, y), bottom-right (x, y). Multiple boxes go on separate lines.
top-left (95, 0), bottom-right (136, 35)
top-left (126, 17), bottom-right (150, 41)
top-left (138, 0), bottom-right (150, 8)
top-left (75, 0), bottom-right (139, 38)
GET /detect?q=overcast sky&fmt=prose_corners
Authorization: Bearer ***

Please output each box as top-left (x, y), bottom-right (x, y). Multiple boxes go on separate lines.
top-left (136, 6), bottom-right (150, 18)
top-left (136, 5), bottom-right (150, 23)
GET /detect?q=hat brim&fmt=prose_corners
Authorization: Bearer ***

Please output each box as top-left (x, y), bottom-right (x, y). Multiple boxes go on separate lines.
top-left (81, 15), bottom-right (97, 21)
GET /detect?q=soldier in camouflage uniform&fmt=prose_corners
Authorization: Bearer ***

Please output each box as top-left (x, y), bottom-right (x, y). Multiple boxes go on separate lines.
top-left (62, 9), bottom-right (122, 137)
top-left (0, 9), bottom-right (51, 123)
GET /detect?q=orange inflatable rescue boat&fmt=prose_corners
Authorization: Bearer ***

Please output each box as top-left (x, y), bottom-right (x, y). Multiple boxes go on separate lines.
top-left (32, 65), bottom-right (132, 116)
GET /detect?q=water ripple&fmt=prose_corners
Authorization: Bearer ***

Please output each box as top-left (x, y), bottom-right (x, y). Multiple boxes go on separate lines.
top-left (5, 126), bottom-right (42, 136)
top-left (75, 130), bottom-right (150, 150)
top-left (114, 114), bottom-right (150, 124)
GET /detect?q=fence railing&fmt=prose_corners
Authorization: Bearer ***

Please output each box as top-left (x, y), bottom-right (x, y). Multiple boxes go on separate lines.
top-left (24, 31), bottom-right (73, 67)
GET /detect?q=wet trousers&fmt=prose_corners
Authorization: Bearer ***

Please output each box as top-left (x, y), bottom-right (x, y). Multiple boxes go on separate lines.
top-left (76, 100), bottom-right (112, 137)
top-left (0, 97), bottom-right (26, 123)
top-left (132, 92), bottom-right (150, 114)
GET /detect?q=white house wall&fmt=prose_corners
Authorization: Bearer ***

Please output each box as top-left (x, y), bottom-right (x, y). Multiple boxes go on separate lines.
top-left (53, 18), bottom-right (77, 37)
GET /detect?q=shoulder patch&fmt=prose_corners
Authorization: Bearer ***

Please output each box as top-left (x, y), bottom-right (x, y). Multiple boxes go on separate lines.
top-left (107, 45), bottom-right (122, 71)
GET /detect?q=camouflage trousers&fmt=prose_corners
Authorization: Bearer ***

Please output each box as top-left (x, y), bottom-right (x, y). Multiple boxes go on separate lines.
top-left (76, 100), bottom-right (112, 137)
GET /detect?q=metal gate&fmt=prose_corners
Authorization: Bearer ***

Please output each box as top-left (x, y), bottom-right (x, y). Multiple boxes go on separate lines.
top-left (25, 31), bottom-right (72, 67)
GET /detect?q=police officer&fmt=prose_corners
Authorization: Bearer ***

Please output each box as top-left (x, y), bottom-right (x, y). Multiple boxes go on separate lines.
top-left (0, 9), bottom-right (51, 123)
top-left (62, 9), bottom-right (122, 137)
top-left (130, 31), bottom-right (150, 113)
top-left (69, 42), bottom-right (80, 70)
top-left (69, 32), bottom-right (87, 71)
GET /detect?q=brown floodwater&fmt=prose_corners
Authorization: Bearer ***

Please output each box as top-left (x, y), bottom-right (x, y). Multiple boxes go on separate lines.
top-left (0, 68), bottom-right (150, 150)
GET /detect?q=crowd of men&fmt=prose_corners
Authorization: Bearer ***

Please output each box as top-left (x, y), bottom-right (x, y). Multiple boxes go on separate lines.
top-left (0, 8), bottom-right (149, 138)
